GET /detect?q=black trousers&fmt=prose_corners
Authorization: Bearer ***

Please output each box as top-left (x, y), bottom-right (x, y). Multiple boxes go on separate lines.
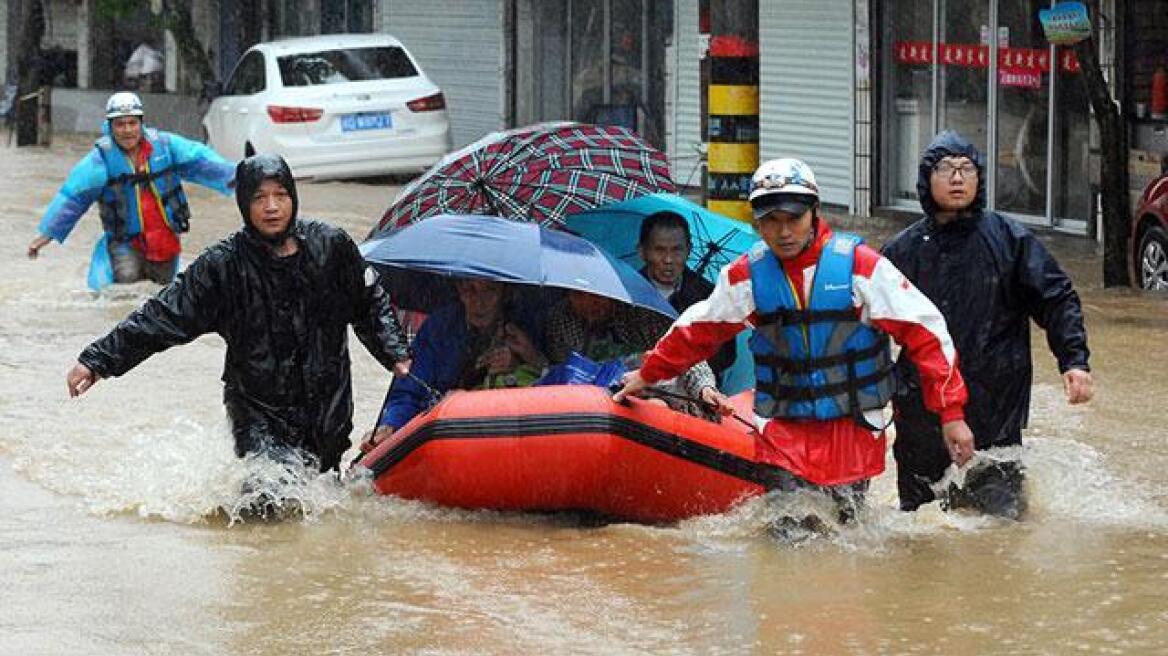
top-left (894, 413), bottom-right (1026, 520)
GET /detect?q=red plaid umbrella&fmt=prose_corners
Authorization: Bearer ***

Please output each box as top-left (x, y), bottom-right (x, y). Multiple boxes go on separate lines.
top-left (370, 122), bottom-right (676, 237)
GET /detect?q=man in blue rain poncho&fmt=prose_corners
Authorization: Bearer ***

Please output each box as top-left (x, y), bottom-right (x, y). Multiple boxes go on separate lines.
top-left (26, 92), bottom-right (235, 290)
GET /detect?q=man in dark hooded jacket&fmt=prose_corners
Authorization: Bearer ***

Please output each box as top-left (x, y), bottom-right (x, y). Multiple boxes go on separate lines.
top-left (65, 154), bottom-right (411, 471)
top-left (881, 130), bottom-right (1093, 518)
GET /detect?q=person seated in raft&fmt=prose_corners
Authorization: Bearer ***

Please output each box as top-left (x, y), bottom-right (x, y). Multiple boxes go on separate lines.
top-left (544, 290), bottom-right (723, 411)
top-left (636, 210), bottom-right (736, 383)
top-left (364, 277), bottom-right (547, 449)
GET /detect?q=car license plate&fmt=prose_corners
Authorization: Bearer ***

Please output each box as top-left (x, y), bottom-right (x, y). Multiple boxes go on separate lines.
top-left (341, 111), bottom-right (393, 132)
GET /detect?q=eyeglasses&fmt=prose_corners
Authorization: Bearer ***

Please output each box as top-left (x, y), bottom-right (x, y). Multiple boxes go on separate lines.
top-left (933, 161), bottom-right (978, 178)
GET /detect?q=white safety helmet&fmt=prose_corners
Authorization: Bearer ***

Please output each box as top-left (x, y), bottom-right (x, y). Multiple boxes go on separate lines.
top-left (749, 158), bottom-right (820, 219)
top-left (105, 91), bottom-right (145, 120)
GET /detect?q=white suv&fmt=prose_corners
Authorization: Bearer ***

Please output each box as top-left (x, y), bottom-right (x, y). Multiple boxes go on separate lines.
top-left (203, 33), bottom-right (452, 180)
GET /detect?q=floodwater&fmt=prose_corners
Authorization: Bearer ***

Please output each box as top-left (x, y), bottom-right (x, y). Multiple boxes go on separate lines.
top-left (1, 136), bottom-right (1166, 655)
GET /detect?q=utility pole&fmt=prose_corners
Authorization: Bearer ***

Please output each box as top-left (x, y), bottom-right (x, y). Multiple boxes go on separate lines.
top-left (705, 0), bottom-right (759, 222)
top-left (15, 0), bottom-right (47, 147)
top-left (1072, 2), bottom-right (1129, 286)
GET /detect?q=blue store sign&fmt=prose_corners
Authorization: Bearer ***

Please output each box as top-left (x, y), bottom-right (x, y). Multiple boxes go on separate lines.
top-left (1039, 2), bottom-right (1092, 46)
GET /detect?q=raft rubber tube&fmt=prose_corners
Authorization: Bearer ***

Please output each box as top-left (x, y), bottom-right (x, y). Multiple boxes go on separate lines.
top-left (358, 385), bottom-right (785, 523)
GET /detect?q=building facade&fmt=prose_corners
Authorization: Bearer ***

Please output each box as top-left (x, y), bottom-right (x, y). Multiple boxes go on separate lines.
top-left (410, 0), bottom-right (1115, 233)
top-left (378, 0), bottom-right (507, 150)
top-left (9, 0), bottom-right (1156, 239)
top-left (873, 0), bottom-right (1112, 234)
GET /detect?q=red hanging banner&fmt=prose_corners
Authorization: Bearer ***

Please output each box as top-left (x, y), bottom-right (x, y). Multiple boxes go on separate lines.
top-left (895, 41), bottom-right (1080, 73)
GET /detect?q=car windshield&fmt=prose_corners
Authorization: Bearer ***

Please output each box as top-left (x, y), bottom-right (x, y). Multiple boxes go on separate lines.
top-left (277, 46), bottom-right (418, 86)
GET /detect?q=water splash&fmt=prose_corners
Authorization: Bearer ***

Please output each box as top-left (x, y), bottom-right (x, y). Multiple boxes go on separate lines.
top-left (1023, 436), bottom-right (1168, 527)
top-left (671, 433), bottom-right (1168, 552)
top-left (5, 415), bottom-right (1163, 539)
top-left (9, 417), bottom-right (355, 525)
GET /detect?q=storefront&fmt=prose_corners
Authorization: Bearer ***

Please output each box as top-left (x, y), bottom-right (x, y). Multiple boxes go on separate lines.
top-left (515, 0), bottom-right (674, 152)
top-left (877, 0), bottom-right (1094, 233)
top-left (378, 0), bottom-right (506, 149)
top-left (759, 0), bottom-right (856, 210)
top-left (1123, 0), bottom-right (1168, 206)
top-left (377, 0), bottom-right (674, 153)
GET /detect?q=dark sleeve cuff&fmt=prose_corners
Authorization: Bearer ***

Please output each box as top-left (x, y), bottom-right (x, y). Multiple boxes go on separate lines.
top-left (78, 347), bottom-right (113, 378)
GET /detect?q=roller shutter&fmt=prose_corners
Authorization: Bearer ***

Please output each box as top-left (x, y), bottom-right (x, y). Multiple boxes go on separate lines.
top-left (758, 0), bottom-right (854, 209)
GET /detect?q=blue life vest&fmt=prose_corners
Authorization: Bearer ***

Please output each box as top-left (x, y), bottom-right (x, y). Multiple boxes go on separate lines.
top-left (94, 128), bottom-right (191, 242)
top-left (747, 233), bottom-right (894, 424)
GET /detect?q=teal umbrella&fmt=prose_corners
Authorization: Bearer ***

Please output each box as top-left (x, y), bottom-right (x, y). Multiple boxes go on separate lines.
top-left (564, 192), bottom-right (760, 283)
top-left (565, 193), bottom-right (760, 395)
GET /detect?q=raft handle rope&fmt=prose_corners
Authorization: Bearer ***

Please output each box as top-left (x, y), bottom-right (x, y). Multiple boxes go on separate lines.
top-left (404, 371), bottom-right (444, 406)
top-left (354, 370), bottom-right (443, 466)
top-left (621, 384), bottom-right (759, 435)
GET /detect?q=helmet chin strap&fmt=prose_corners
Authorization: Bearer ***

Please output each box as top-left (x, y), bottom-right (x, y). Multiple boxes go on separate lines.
top-left (795, 207), bottom-right (820, 256)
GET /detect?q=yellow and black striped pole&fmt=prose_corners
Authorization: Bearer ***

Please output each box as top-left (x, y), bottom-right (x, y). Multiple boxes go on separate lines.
top-left (706, 35), bottom-right (759, 223)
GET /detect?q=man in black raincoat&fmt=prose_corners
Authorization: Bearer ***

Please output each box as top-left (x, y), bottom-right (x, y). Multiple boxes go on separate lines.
top-left (65, 154), bottom-right (411, 472)
top-left (881, 130), bottom-right (1093, 518)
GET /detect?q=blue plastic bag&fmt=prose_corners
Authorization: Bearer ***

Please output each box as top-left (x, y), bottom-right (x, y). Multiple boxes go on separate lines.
top-left (535, 351), bottom-right (627, 388)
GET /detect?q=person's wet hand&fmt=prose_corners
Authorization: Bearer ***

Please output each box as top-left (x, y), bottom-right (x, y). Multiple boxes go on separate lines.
top-left (942, 419), bottom-right (974, 466)
top-left (1063, 368), bottom-right (1093, 404)
top-left (612, 370), bottom-right (649, 404)
top-left (27, 235), bottom-right (51, 260)
top-left (477, 346), bottom-right (517, 375)
top-left (393, 359), bottom-right (412, 378)
top-left (360, 426), bottom-right (395, 453)
top-left (502, 323), bottom-right (545, 367)
top-left (699, 385), bottom-right (734, 416)
top-left (66, 362), bottom-right (100, 398)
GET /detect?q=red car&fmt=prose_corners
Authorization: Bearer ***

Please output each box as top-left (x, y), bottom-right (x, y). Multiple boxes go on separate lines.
top-left (1133, 172), bottom-right (1168, 290)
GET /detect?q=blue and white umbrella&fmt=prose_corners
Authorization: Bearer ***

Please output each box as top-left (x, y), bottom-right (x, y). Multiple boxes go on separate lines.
top-left (360, 213), bottom-right (678, 320)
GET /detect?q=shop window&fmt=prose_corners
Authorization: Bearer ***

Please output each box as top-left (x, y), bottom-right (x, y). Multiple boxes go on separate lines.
top-left (321, 0), bottom-right (374, 34)
top-left (881, 0), bottom-right (935, 205)
top-left (994, 0), bottom-right (1049, 217)
top-left (880, 0), bottom-right (1091, 229)
top-left (522, 0), bottom-right (664, 146)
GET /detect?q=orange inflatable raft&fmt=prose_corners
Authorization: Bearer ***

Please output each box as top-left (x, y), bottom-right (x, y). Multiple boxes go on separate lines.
top-left (356, 385), bottom-right (787, 523)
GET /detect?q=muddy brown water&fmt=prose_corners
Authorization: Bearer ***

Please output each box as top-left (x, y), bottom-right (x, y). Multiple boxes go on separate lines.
top-left (1, 137), bottom-right (1165, 654)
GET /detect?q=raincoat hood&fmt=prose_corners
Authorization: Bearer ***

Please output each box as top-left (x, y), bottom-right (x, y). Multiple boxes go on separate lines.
top-left (916, 130), bottom-right (986, 217)
top-left (235, 154), bottom-right (299, 244)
